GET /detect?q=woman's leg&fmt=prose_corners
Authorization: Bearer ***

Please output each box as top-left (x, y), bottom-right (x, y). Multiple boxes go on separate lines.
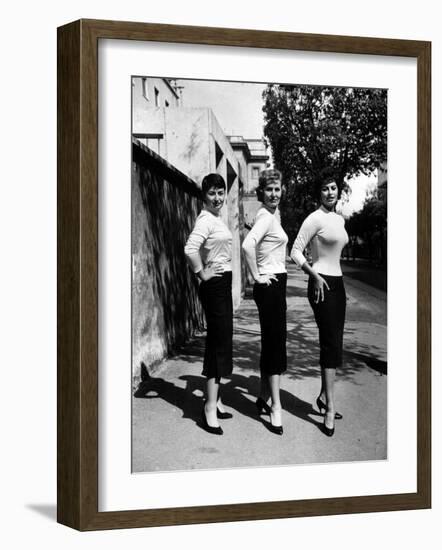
top-left (323, 367), bottom-right (336, 429)
top-left (216, 394), bottom-right (226, 413)
top-left (253, 276), bottom-right (286, 432)
top-left (216, 381), bottom-right (228, 413)
top-left (200, 274), bottom-right (232, 428)
top-left (269, 374), bottom-right (282, 427)
top-left (318, 369), bottom-right (326, 402)
top-left (269, 375), bottom-right (281, 409)
top-left (259, 374), bottom-right (270, 403)
top-left (308, 275), bottom-right (345, 431)
top-left (205, 377), bottom-right (220, 428)
top-left (308, 275), bottom-right (334, 428)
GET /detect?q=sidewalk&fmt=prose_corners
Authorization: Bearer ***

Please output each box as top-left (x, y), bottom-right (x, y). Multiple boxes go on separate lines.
top-left (132, 263), bottom-right (387, 472)
top-left (341, 258), bottom-right (387, 292)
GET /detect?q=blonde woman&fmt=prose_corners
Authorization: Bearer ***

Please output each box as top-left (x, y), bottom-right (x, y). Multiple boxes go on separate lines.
top-left (242, 168), bottom-right (288, 435)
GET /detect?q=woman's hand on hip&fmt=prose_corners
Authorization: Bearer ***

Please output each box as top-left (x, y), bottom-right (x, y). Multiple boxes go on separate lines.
top-left (255, 273), bottom-right (277, 286)
top-left (313, 275), bottom-right (330, 303)
top-left (199, 264), bottom-right (224, 281)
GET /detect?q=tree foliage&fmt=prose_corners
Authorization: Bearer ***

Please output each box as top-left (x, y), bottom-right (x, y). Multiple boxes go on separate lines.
top-left (346, 185), bottom-right (388, 266)
top-left (262, 84), bottom-right (387, 241)
top-left (346, 194), bottom-right (387, 238)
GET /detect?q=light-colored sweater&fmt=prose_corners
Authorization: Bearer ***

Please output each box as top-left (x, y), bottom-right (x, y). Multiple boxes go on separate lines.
top-left (291, 206), bottom-right (348, 276)
top-left (242, 207), bottom-right (288, 275)
top-left (184, 209), bottom-right (232, 273)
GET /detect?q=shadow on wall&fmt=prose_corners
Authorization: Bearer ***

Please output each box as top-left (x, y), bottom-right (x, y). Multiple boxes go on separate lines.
top-left (132, 141), bottom-right (205, 377)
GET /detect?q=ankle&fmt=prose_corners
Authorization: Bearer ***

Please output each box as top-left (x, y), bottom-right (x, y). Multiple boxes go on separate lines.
top-left (270, 407), bottom-right (282, 426)
top-left (204, 406), bottom-right (219, 426)
top-left (205, 401), bottom-right (217, 412)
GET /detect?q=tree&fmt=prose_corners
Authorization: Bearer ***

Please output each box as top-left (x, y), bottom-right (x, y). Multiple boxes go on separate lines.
top-left (346, 190), bottom-right (387, 266)
top-left (262, 85), bottom-right (387, 242)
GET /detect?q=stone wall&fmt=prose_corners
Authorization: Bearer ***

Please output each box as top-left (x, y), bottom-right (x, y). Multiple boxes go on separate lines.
top-left (132, 140), bottom-right (204, 380)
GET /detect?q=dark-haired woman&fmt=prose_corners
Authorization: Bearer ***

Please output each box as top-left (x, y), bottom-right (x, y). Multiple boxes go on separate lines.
top-left (290, 174), bottom-right (348, 437)
top-left (242, 168), bottom-right (288, 435)
top-left (184, 173), bottom-right (233, 435)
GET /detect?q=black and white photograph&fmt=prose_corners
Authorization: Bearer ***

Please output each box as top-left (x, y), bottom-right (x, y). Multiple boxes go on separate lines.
top-left (2, 0), bottom-right (437, 544)
top-left (131, 75), bottom-right (387, 473)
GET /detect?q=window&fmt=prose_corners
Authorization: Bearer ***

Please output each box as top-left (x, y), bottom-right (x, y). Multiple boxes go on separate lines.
top-left (154, 87), bottom-right (160, 107)
top-left (226, 160), bottom-right (237, 192)
top-left (252, 166), bottom-right (260, 179)
top-left (215, 141), bottom-right (224, 168)
top-left (141, 78), bottom-right (149, 101)
top-left (165, 100), bottom-right (169, 107)
top-left (147, 138), bottom-right (161, 155)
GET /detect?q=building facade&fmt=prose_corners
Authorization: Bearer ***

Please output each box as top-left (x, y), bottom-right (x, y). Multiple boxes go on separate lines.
top-left (228, 135), bottom-right (269, 229)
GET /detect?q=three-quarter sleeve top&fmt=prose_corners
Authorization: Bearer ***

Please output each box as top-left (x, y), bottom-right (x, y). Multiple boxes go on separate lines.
top-left (242, 207), bottom-right (288, 275)
top-left (184, 209), bottom-right (232, 273)
top-left (290, 206), bottom-right (349, 276)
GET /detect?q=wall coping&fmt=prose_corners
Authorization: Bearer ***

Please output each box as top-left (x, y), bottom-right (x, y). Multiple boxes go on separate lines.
top-left (132, 138), bottom-right (201, 197)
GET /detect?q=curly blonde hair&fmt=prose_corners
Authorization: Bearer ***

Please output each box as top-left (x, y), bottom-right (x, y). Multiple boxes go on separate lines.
top-left (256, 168), bottom-right (283, 202)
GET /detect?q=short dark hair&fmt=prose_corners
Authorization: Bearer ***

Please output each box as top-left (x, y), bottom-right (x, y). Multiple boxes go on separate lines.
top-left (201, 173), bottom-right (226, 196)
top-left (256, 168), bottom-right (284, 202)
top-left (314, 167), bottom-right (343, 200)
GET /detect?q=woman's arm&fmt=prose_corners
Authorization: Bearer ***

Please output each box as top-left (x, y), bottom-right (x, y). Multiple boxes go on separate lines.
top-left (184, 252), bottom-right (223, 281)
top-left (242, 214), bottom-right (276, 285)
top-left (290, 214), bottom-right (329, 302)
top-left (300, 262), bottom-right (330, 303)
top-left (184, 217), bottom-right (223, 281)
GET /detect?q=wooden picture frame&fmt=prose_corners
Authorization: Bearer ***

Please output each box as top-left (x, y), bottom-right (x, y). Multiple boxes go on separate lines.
top-left (57, 18), bottom-right (431, 531)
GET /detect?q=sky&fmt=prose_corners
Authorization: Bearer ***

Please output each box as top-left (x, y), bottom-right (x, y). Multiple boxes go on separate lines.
top-left (341, 173), bottom-right (378, 217)
top-left (175, 78), bottom-right (267, 138)
top-left (175, 78), bottom-right (378, 216)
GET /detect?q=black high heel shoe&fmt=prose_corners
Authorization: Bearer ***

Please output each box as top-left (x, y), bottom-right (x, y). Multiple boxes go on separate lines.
top-left (201, 407), bottom-right (223, 435)
top-left (323, 412), bottom-right (335, 437)
top-left (216, 407), bottom-right (233, 420)
top-left (256, 397), bottom-right (271, 415)
top-left (316, 397), bottom-right (343, 420)
top-left (269, 408), bottom-right (283, 435)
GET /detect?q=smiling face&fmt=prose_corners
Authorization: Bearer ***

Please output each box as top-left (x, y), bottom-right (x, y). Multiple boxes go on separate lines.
top-left (320, 181), bottom-right (339, 210)
top-left (262, 181), bottom-right (282, 212)
top-left (204, 185), bottom-right (225, 215)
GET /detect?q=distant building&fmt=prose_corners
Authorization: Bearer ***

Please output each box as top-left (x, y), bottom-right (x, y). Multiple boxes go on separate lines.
top-left (132, 77), bottom-right (181, 156)
top-left (377, 161), bottom-right (387, 202)
top-left (228, 135), bottom-right (269, 229)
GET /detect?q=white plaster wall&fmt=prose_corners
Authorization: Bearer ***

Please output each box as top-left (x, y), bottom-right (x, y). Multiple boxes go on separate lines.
top-left (164, 107), bottom-right (211, 183)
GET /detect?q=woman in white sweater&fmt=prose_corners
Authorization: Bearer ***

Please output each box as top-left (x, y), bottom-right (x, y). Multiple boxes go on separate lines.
top-left (184, 174), bottom-right (233, 435)
top-left (242, 169), bottom-right (288, 435)
top-left (290, 170), bottom-right (348, 437)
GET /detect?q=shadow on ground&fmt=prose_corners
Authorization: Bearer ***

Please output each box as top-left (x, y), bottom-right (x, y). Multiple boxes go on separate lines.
top-left (134, 365), bottom-right (325, 435)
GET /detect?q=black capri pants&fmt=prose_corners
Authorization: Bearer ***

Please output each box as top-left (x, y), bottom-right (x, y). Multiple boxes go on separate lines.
top-left (308, 274), bottom-right (346, 369)
top-left (198, 271), bottom-right (233, 379)
top-left (253, 273), bottom-right (287, 376)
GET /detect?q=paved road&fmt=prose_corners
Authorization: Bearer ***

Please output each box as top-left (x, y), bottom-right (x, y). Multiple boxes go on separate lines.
top-left (132, 263), bottom-right (387, 472)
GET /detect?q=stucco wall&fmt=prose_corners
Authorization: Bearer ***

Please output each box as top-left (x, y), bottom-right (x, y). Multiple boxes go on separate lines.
top-left (132, 77), bottom-right (179, 118)
top-left (164, 108), bottom-right (212, 183)
top-left (132, 140), bottom-right (204, 380)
